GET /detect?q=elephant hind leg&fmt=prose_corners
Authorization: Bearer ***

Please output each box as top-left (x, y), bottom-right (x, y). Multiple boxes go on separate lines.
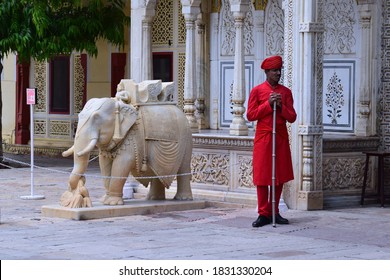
top-left (175, 173), bottom-right (193, 200)
top-left (174, 141), bottom-right (193, 200)
top-left (147, 179), bottom-right (166, 200)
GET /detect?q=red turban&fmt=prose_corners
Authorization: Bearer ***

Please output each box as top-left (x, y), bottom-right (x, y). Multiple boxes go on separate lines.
top-left (261, 55), bottom-right (283, 70)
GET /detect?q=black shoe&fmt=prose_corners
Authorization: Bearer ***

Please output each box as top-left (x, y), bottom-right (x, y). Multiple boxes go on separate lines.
top-left (272, 213), bottom-right (289, 224)
top-left (252, 215), bottom-right (271, 227)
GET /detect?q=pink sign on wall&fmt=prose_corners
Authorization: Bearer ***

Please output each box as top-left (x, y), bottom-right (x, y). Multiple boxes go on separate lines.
top-left (26, 88), bottom-right (36, 105)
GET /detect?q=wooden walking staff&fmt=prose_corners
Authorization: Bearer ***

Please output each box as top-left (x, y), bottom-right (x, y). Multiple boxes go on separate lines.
top-left (271, 99), bottom-right (277, 227)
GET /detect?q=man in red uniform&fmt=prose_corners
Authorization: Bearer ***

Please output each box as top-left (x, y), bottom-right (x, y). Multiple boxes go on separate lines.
top-left (246, 55), bottom-right (297, 227)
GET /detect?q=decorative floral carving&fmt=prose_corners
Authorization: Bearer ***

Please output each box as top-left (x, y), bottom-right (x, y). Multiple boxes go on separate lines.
top-left (323, 157), bottom-right (366, 192)
top-left (265, 0), bottom-right (284, 56)
top-left (191, 153), bottom-right (230, 185)
top-left (238, 155), bottom-right (254, 188)
top-left (324, 0), bottom-right (356, 54)
top-left (221, 1), bottom-right (235, 56)
top-left (220, 0), bottom-right (254, 56)
top-left (325, 72), bottom-right (345, 124)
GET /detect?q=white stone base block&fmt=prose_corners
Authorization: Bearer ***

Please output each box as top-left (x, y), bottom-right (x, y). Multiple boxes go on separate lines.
top-left (42, 200), bottom-right (206, 220)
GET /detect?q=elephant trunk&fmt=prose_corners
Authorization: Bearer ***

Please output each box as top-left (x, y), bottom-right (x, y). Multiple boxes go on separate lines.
top-left (67, 136), bottom-right (97, 190)
top-left (68, 152), bottom-right (91, 190)
top-left (77, 138), bottom-right (98, 157)
top-left (62, 146), bottom-right (74, 157)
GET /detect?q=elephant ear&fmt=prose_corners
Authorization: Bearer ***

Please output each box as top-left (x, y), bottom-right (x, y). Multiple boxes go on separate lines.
top-left (77, 98), bottom-right (109, 135)
top-left (112, 101), bottom-right (138, 142)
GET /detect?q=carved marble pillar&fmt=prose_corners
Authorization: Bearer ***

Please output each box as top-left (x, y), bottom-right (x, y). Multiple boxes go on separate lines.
top-left (141, 13), bottom-right (155, 81)
top-left (229, 0), bottom-right (249, 136)
top-left (356, 4), bottom-right (373, 136)
top-left (209, 7), bottom-right (220, 130)
top-left (182, 1), bottom-right (201, 133)
top-left (296, 0), bottom-right (324, 210)
top-left (196, 13), bottom-right (206, 129)
top-left (130, 0), bottom-right (156, 83)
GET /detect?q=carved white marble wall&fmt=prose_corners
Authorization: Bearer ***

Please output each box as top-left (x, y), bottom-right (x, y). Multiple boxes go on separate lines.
top-left (355, 2), bottom-right (378, 136)
top-left (322, 0), bottom-right (378, 136)
top-left (265, 0), bottom-right (284, 57)
top-left (210, 0), bottom-right (258, 131)
top-left (283, 0), bottom-right (325, 210)
top-left (191, 134), bottom-right (255, 192)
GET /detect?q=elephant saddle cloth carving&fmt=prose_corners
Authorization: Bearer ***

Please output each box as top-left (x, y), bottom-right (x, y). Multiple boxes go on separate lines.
top-left (148, 141), bottom-right (181, 188)
top-left (139, 106), bottom-right (188, 188)
top-left (141, 106), bottom-right (180, 142)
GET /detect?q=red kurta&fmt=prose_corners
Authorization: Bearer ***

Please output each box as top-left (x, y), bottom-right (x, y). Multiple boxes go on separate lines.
top-left (246, 81), bottom-right (297, 186)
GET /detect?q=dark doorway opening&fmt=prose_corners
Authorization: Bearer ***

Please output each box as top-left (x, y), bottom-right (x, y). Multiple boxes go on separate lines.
top-left (153, 52), bottom-right (173, 82)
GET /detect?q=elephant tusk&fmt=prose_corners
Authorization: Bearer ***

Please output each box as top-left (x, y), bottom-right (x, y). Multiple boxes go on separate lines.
top-left (76, 138), bottom-right (98, 157)
top-left (62, 146), bottom-right (74, 157)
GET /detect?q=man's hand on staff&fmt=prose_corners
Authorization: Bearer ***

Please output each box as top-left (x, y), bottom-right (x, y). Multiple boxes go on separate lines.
top-left (268, 92), bottom-right (282, 108)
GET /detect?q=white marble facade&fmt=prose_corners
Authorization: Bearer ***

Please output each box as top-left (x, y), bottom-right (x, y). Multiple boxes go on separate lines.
top-left (195, 0), bottom-right (381, 209)
top-left (3, 0), bottom-right (385, 210)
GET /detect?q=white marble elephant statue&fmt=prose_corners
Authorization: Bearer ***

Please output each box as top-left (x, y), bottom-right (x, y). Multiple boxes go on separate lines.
top-left (61, 82), bottom-right (193, 207)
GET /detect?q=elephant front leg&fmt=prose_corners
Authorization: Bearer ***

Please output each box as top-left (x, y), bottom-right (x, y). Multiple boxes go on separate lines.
top-left (103, 177), bottom-right (126, 205)
top-left (103, 156), bottom-right (132, 206)
top-left (99, 155), bottom-right (113, 203)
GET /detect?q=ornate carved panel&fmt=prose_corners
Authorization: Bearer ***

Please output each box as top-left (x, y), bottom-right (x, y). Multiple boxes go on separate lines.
top-left (178, 52), bottom-right (186, 109)
top-left (238, 155), bottom-right (254, 189)
top-left (379, 1), bottom-right (390, 188)
top-left (34, 61), bottom-right (47, 113)
top-left (34, 119), bottom-right (47, 136)
top-left (324, 0), bottom-right (356, 54)
top-left (191, 152), bottom-right (230, 185)
top-left (152, 0), bottom-right (174, 45)
top-left (323, 60), bottom-right (356, 132)
top-left (178, 1), bottom-right (186, 45)
top-left (220, 0), bottom-right (254, 56)
top-left (49, 120), bottom-right (71, 138)
top-left (323, 155), bottom-right (366, 193)
top-left (265, 0), bottom-right (284, 56)
top-left (283, 0), bottom-right (293, 89)
top-left (192, 134), bottom-right (255, 189)
top-left (73, 54), bottom-right (85, 114)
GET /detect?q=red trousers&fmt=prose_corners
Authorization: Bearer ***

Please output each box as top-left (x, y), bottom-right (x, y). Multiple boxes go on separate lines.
top-left (256, 185), bottom-right (283, 217)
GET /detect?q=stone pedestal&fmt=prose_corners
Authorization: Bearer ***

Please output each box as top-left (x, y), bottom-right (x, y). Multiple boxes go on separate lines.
top-left (297, 191), bottom-right (323, 210)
